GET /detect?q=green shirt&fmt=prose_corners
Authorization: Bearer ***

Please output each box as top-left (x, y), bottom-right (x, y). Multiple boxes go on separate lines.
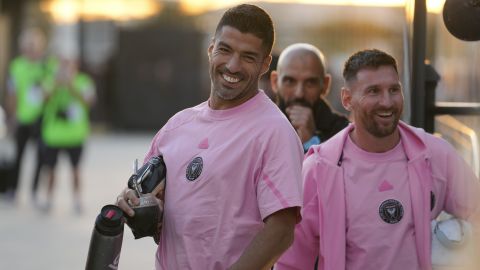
top-left (42, 73), bottom-right (95, 147)
top-left (9, 56), bottom-right (56, 124)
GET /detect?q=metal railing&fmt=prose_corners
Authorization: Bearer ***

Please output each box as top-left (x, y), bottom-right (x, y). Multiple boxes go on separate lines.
top-left (435, 115), bottom-right (480, 177)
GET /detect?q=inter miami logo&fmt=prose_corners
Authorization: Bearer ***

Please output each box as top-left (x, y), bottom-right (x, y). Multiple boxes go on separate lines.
top-left (186, 157), bottom-right (203, 181)
top-left (379, 199), bottom-right (404, 224)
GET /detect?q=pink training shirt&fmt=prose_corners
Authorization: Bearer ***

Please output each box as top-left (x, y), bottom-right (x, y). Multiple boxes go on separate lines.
top-left (144, 91), bottom-right (304, 270)
top-left (343, 136), bottom-right (420, 270)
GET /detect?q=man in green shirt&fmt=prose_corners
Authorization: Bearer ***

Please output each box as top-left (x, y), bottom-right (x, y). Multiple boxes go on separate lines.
top-left (40, 57), bottom-right (95, 213)
top-left (4, 28), bottom-right (54, 203)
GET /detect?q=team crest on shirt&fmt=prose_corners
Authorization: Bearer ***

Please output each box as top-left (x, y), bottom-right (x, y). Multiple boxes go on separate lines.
top-left (186, 156), bottom-right (203, 181)
top-left (379, 199), bottom-right (404, 224)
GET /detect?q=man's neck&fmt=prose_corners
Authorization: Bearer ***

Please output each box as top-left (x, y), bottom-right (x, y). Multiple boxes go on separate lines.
top-left (209, 89), bottom-right (258, 110)
top-left (349, 128), bottom-right (400, 153)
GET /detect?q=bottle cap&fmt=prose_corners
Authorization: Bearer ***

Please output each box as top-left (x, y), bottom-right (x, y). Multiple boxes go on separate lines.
top-left (95, 204), bottom-right (124, 236)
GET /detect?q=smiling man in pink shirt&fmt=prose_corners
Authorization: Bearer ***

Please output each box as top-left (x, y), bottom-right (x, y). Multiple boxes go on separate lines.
top-left (116, 4), bottom-right (304, 270)
top-left (275, 49), bottom-right (480, 270)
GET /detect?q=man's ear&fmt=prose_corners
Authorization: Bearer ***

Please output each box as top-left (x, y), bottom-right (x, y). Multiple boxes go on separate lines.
top-left (260, 54), bottom-right (272, 76)
top-left (270, 70), bottom-right (279, 94)
top-left (207, 43), bottom-right (214, 59)
top-left (321, 73), bottom-right (332, 97)
top-left (341, 87), bottom-right (352, 111)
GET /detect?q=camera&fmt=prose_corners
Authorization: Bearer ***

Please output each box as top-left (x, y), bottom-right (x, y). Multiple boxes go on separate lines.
top-left (125, 155), bottom-right (166, 243)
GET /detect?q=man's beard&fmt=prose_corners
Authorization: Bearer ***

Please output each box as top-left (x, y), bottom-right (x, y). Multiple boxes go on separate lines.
top-left (365, 112), bottom-right (401, 138)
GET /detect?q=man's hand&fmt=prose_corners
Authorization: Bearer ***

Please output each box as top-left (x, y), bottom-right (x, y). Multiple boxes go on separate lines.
top-left (116, 187), bottom-right (165, 216)
top-left (285, 105), bottom-right (316, 143)
top-left (116, 187), bottom-right (141, 217)
top-left (228, 207), bottom-right (298, 270)
top-left (117, 188), bottom-right (165, 243)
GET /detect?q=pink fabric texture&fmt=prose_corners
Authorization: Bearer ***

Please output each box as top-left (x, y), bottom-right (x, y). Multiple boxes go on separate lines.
top-left (275, 121), bottom-right (480, 270)
top-left (144, 91), bottom-right (304, 270)
top-left (342, 136), bottom-right (420, 270)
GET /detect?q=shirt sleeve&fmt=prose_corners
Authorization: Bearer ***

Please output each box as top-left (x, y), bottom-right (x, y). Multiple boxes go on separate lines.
top-left (274, 154), bottom-right (321, 270)
top-left (256, 121), bottom-right (304, 222)
top-left (143, 128), bottom-right (165, 164)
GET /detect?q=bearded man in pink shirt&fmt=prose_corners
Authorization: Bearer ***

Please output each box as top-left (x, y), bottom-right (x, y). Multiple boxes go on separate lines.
top-left (275, 49), bottom-right (480, 270)
top-left (116, 4), bottom-right (304, 270)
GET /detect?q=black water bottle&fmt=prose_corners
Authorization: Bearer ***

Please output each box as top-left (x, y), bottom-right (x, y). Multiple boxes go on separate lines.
top-left (86, 204), bottom-right (124, 270)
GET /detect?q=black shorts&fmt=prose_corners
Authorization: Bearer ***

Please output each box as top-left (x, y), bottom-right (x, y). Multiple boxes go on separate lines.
top-left (43, 145), bottom-right (83, 168)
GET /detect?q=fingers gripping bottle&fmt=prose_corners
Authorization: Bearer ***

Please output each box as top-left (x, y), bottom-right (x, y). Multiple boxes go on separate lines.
top-left (85, 205), bottom-right (124, 270)
top-left (126, 156), bottom-right (166, 243)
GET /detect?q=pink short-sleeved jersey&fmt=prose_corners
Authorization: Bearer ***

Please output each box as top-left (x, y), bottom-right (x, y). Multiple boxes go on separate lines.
top-left (343, 136), bottom-right (421, 270)
top-left (145, 91), bottom-right (303, 270)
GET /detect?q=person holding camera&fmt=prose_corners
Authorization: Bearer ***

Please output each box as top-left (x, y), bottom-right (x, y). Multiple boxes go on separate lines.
top-left (39, 57), bottom-right (96, 213)
top-left (116, 4), bottom-right (304, 270)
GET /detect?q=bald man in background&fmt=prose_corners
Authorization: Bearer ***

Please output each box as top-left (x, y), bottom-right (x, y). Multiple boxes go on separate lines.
top-left (271, 43), bottom-right (348, 152)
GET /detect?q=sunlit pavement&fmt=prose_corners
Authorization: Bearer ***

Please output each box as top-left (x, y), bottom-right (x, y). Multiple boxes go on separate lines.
top-left (0, 132), bottom-right (158, 270)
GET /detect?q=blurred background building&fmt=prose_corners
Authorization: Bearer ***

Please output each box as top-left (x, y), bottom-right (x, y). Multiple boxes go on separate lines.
top-left (0, 0), bottom-right (478, 156)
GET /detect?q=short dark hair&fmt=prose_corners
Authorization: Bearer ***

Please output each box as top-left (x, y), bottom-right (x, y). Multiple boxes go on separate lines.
top-left (215, 4), bottom-right (275, 56)
top-left (343, 49), bottom-right (398, 83)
